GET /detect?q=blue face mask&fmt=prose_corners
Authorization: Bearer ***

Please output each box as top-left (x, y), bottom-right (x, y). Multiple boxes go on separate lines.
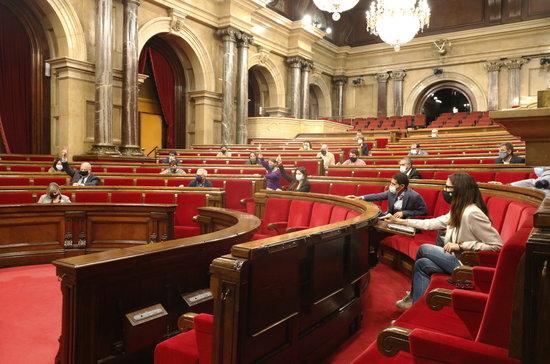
top-left (498, 151), bottom-right (508, 159)
top-left (534, 167), bottom-right (545, 177)
top-left (296, 174), bottom-right (303, 181)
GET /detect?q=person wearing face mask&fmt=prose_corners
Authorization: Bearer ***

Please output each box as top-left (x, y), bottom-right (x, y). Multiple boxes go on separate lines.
top-left (341, 149), bottom-right (366, 166)
top-left (430, 128), bottom-right (439, 137)
top-left (490, 166), bottom-right (550, 196)
top-left (48, 158), bottom-right (65, 173)
top-left (382, 172), bottom-right (502, 309)
top-left (187, 168), bottom-right (212, 187)
top-left (408, 143), bottom-right (428, 156)
top-left (399, 157), bottom-right (422, 179)
top-left (494, 142), bottom-right (525, 164)
top-left (38, 182), bottom-right (71, 203)
top-left (257, 152), bottom-right (281, 190)
top-left (358, 138), bottom-right (369, 156)
top-left (315, 144), bottom-right (335, 170)
top-left (216, 145), bottom-right (232, 157)
top-left (161, 151), bottom-right (181, 164)
top-left (347, 173), bottom-right (427, 219)
top-left (279, 162), bottom-right (310, 192)
top-left (299, 141), bottom-right (313, 151)
top-left (245, 151), bottom-right (260, 165)
top-left (60, 148), bottom-right (100, 186)
top-left (161, 160), bottom-right (186, 175)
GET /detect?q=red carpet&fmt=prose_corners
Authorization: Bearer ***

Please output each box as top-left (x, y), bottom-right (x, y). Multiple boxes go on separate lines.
top-left (0, 264), bottom-right (61, 364)
top-left (324, 263), bottom-right (411, 363)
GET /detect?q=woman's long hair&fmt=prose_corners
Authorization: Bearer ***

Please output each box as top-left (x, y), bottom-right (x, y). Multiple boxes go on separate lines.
top-left (448, 172), bottom-right (490, 228)
top-left (289, 167), bottom-right (308, 191)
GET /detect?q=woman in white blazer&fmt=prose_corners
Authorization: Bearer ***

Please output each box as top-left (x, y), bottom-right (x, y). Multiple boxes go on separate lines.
top-left (382, 172), bottom-right (503, 308)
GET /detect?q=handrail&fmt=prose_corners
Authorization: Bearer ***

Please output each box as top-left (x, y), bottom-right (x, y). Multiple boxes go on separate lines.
top-left (147, 145), bottom-right (158, 157)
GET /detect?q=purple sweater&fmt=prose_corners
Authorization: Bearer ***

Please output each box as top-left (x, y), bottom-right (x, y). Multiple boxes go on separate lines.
top-left (260, 158), bottom-right (281, 190)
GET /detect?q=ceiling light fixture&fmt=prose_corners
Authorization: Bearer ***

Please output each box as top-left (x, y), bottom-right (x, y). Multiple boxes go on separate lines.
top-left (312, 0), bottom-right (360, 21)
top-left (365, 0), bottom-right (430, 52)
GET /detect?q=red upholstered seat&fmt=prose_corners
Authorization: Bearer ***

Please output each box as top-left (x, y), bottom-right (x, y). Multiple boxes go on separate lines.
top-left (9, 165), bottom-right (43, 172)
top-left (468, 171), bottom-right (495, 183)
top-left (494, 171), bottom-right (529, 184)
top-left (499, 202), bottom-right (527, 243)
top-left (74, 192), bottom-right (109, 203)
top-left (103, 178), bottom-right (134, 186)
top-left (136, 167), bottom-right (162, 174)
top-left (137, 178), bottom-right (166, 187)
top-left (353, 170), bottom-right (379, 178)
top-left (110, 192), bottom-right (143, 203)
top-left (106, 167), bottom-right (134, 173)
top-left (356, 184), bottom-right (384, 196)
top-left (329, 206), bottom-right (350, 223)
top-left (327, 169), bottom-right (352, 177)
top-left (378, 170), bottom-right (395, 178)
top-left (144, 193), bottom-right (176, 204)
top-left (174, 193), bottom-right (206, 238)
top-left (308, 203), bottom-right (334, 227)
top-left (329, 183), bottom-right (357, 196)
top-left (33, 177), bottom-right (67, 186)
top-left (268, 199), bottom-right (314, 234)
top-left (413, 188), bottom-right (439, 216)
top-left (485, 197), bottom-right (511, 232)
top-left (257, 198), bottom-right (292, 236)
top-left (297, 160), bottom-right (320, 176)
top-left (433, 171), bottom-right (452, 180)
top-left (0, 192), bottom-right (34, 204)
top-left (309, 182), bottom-right (330, 194)
top-left (154, 313), bottom-right (213, 364)
top-left (419, 171), bottom-right (433, 179)
top-left (224, 180), bottom-right (252, 212)
top-left (0, 177), bottom-right (30, 186)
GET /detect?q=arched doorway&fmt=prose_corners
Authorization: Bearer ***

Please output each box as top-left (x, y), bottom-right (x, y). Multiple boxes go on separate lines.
top-left (309, 85), bottom-right (320, 119)
top-left (415, 81), bottom-right (476, 124)
top-left (138, 36), bottom-right (186, 152)
top-left (0, 1), bottom-right (50, 154)
top-left (248, 65), bottom-right (273, 117)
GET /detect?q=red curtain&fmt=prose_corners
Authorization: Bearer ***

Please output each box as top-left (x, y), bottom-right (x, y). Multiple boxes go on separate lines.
top-left (0, 5), bottom-right (32, 154)
top-left (140, 47), bottom-right (175, 148)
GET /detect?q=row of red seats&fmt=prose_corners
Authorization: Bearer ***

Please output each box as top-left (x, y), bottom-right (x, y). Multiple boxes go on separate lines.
top-left (326, 170), bottom-right (535, 183)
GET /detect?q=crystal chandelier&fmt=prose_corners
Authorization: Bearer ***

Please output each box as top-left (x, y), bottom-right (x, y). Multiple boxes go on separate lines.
top-left (366, 0), bottom-right (430, 52)
top-left (313, 0), bottom-right (360, 21)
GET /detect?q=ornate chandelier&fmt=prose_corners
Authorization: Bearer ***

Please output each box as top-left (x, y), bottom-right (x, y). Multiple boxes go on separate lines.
top-left (313, 0), bottom-right (360, 21)
top-left (365, 0), bottom-right (430, 52)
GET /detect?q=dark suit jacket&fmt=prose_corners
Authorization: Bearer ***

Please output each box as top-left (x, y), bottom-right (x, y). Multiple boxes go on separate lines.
top-left (494, 155), bottom-right (525, 164)
top-left (188, 179), bottom-right (213, 187)
top-left (360, 143), bottom-right (369, 156)
top-left (406, 168), bottom-right (422, 180)
top-left (361, 188), bottom-right (428, 217)
top-left (62, 161), bottom-right (100, 186)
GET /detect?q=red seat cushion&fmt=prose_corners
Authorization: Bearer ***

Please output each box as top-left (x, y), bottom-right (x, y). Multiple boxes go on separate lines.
top-left (74, 192), bottom-right (109, 203)
top-left (103, 178), bottom-right (134, 186)
top-left (309, 203), bottom-right (334, 227)
top-left (414, 188), bottom-right (439, 216)
top-left (259, 198), bottom-right (292, 235)
top-left (330, 183), bottom-right (357, 196)
top-left (106, 167), bottom-right (134, 173)
top-left (175, 193), bottom-right (206, 228)
top-left (467, 172), bottom-right (495, 183)
top-left (110, 192), bottom-right (142, 203)
top-left (378, 170), bottom-right (395, 178)
top-left (298, 160), bottom-right (320, 176)
top-left (0, 177), bottom-right (30, 186)
top-left (285, 200), bottom-right (314, 230)
top-left (485, 197), bottom-right (511, 232)
top-left (329, 206), bottom-right (350, 223)
top-left (33, 177), bottom-right (67, 186)
top-left (327, 169), bottom-right (352, 177)
top-left (433, 171), bottom-right (452, 180)
top-left (144, 193), bottom-right (176, 204)
top-left (499, 202), bottom-right (527, 243)
top-left (154, 330), bottom-right (199, 364)
top-left (9, 165), bottom-right (43, 172)
top-left (0, 192), bottom-right (34, 204)
top-left (136, 167), bottom-right (161, 174)
top-left (310, 182), bottom-right (330, 194)
top-left (494, 172), bottom-right (529, 184)
top-left (137, 178), bottom-right (166, 187)
top-left (224, 180), bottom-right (252, 211)
top-left (353, 170), bottom-right (379, 178)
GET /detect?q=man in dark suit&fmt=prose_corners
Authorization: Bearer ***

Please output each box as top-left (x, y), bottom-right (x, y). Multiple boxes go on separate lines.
top-left (494, 142), bottom-right (525, 164)
top-left (161, 150), bottom-right (181, 164)
top-left (348, 173), bottom-right (428, 218)
top-left (399, 157), bottom-right (422, 179)
top-left (61, 148), bottom-right (100, 186)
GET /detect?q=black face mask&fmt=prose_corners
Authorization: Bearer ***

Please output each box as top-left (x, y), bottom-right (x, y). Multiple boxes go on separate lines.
top-left (170, 168), bottom-right (177, 173)
top-left (195, 175), bottom-right (202, 182)
top-left (442, 190), bottom-right (453, 204)
top-left (50, 193), bottom-right (59, 199)
top-left (535, 180), bottom-right (549, 189)
top-left (321, 150), bottom-right (327, 156)
top-left (80, 170), bottom-right (89, 176)
top-left (221, 150), bottom-right (227, 154)
top-left (350, 157), bottom-right (357, 163)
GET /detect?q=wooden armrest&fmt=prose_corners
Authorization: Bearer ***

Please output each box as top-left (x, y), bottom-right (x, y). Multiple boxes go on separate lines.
top-left (286, 226), bottom-right (308, 233)
top-left (240, 198), bottom-right (253, 206)
top-left (459, 250), bottom-right (478, 266)
top-left (377, 326), bottom-right (412, 357)
top-left (426, 288), bottom-right (452, 311)
top-left (452, 265), bottom-right (474, 282)
top-left (267, 222), bottom-right (288, 231)
top-left (177, 312), bottom-right (198, 332)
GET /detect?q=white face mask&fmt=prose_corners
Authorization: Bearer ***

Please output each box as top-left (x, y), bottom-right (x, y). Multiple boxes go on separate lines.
top-left (296, 174), bottom-right (303, 181)
top-left (431, 133), bottom-right (437, 137)
top-left (410, 149), bottom-right (417, 155)
top-left (399, 165), bottom-right (407, 173)
top-left (534, 167), bottom-right (545, 177)
top-left (389, 185), bottom-right (397, 194)
top-left (56, 164), bottom-right (63, 171)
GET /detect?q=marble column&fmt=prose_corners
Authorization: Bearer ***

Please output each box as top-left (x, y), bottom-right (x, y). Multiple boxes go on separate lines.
top-left (287, 56), bottom-right (303, 118)
top-left (120, 0), bottom-right (143, 156)
top-left (236, 33), bottom-right (253, 144)
top-left (484, 60), bottom-right (503, 111)
top-left (300, 60), bottom-right (313, 119)
top-left (216, 27), bottom-right (239, 145)
top-left (375, 72), bottom-right (390, 118)
top-left (90, 0), bottom-right (119, 155)
top-left (504, 58), bottom-right (527, 108)
top-left (333, 76), bottom-right (347, 122)
top-left (392, 70), bottom-right (406, 117)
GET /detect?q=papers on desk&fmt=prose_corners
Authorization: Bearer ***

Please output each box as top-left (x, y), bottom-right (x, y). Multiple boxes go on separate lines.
top-left (387, 223), bottom-right (416, 235)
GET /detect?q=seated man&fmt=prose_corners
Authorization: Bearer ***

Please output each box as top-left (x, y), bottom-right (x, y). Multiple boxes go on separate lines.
top-left (494, 142), bottom-right (525, 164)
top-left (491, 166), bottom-right (550, 196)
top-left (408, 143), bottom-right (428, 156)
top-left (61, 148), bottom-right (100, 186)
top-left (187, 168), bottom-right (213, 187)
top-left (358, 137), bottom-right (369, 156)
top-left (347, 173), bottom-right (428, 218)
top-left (161, 150), bottom-right (181, 164)
top-left (160, 160), bottom-right (186, 175)
top-left (215, 145), bottom-right (232, 157)
top-left (38, 182), bottom-right (71, 203)
top-left (340, 149), bottom-right (366, 166)
top-left (315, 144), bottom-right (335, 169)
top-left (399, 157), bottom-right (422, 179)
top-left (430, 128), bottom-right (439, 137)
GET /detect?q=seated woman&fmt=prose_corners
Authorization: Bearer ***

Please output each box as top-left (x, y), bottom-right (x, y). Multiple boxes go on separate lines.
top-left (299, 141), bottom-right (312, 151)
top-left (279, 160), bottom-right (310, 192)
top-left (160, 161), bottom-right (186, 175)
top-left (48, 158), bottom-right (65, 173)
top-left (38, 182), bottom-right (71, 203)
top-left (381, 172), bottom-right (502, 309)
top-left (245, 151), bottom-right (260, 165)
top-left (258, 152), bottom-right (281, 190)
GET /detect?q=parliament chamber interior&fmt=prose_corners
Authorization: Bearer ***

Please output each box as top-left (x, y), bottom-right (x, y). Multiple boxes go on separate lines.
top-left (1, 0), bottom-right (550, 363)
